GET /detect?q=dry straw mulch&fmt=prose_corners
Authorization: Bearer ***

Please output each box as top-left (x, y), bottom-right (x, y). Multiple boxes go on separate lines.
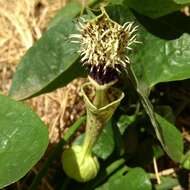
top-left (0, 0), bottom-right (85, 144)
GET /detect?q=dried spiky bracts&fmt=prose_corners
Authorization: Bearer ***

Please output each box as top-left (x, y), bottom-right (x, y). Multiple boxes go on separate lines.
top-left (70, 9), bottom-right (139, 84)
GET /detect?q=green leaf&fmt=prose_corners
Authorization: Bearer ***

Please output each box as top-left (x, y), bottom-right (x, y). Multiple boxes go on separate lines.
top-left (181, 150), bottom-right (190, 169)
top-left (137, 86), bottom-right (183, 162)
top-left (0, 94), bottom-right (48, 188)
top-left (109, 0), bottom-right (124, 5)
top-left (106, 4), bottom-right (134, 25)
top-left (48, 0), bottom-right (83, 29)
top-left (155, 105), bottom-right (175, 124)
top-left (132, 10), bottom-right (190, 40)
top-left (9, 18), bottom-right (83, 100)
top-left (126, 65), bottom-right (183, 162)
top-left (132, 32), bottom-right (190, 89)
top-left (96, 167), bottom-right (152, 190)
top-left (48, 0), bottom-right (98, 30)
top-left (155, 113), bottom-right (184, 162)
top-left (174, 0), bottom-right (190, 4)
top-left (154, 176), bottom-right (179, 190)
top-left (106, 165), bottom-right (128, 182)
top-left (9, 0), bottom-right (99, 100)
top-left (93, 121), bottom-right (115, 160)
top-left (116, 114), bottom-right (136, 135)
top-left (108, 5), bottom-right (185, 162)
top-left (108, 5), bottom-right (190, 87)
top-left (125, 0), bottom-right (185, 18)
top-left (82, 159), bottom-right (126, 190)
top-left (152, 145), bottom-right (165, 159)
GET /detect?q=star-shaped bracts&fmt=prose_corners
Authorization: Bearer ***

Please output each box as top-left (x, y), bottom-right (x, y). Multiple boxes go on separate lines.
top-left (70, 9), bottom-right (139, 84)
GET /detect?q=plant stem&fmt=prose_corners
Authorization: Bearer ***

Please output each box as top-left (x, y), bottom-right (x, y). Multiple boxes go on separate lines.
top-left (82, 108), bottom-right (104, 158)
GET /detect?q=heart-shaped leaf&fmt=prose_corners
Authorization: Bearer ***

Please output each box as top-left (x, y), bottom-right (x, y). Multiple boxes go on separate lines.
top-left (132, 32), bottom-right (190, 89)
top-left (0, 94), bottom-right (48, 188)
top-left (108, 5), bottom-right (190, 88)
top-left (96, 167), bottom-right (152, 190)
top-left (9, 17), bottom-right (83, 100)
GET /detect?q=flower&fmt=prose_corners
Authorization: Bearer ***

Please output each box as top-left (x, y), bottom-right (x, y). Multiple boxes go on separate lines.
top-left (70, 8), bottom-right (139, 84)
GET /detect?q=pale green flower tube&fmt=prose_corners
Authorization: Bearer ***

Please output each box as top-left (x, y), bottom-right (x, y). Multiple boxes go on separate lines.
top-left (62, 78), bottom-right (124, 182)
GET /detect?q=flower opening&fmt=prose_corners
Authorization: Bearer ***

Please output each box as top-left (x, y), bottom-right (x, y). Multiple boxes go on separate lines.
top-left (71, 9), bottom-right (139, 84)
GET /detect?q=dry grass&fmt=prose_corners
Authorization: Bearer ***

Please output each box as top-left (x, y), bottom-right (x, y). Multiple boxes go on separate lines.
top-left (0, 0), bottom-right (69, 65)
top-left (0, 0), bottom-right (85, 143)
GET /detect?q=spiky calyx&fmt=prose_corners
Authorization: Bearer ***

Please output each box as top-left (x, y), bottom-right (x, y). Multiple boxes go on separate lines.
top-left (71, 8), bottom-right (139, 84)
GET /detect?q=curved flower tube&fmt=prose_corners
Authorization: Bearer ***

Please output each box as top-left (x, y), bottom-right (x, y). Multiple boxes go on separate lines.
top-left (62, 78), bottom-right (124, 182)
